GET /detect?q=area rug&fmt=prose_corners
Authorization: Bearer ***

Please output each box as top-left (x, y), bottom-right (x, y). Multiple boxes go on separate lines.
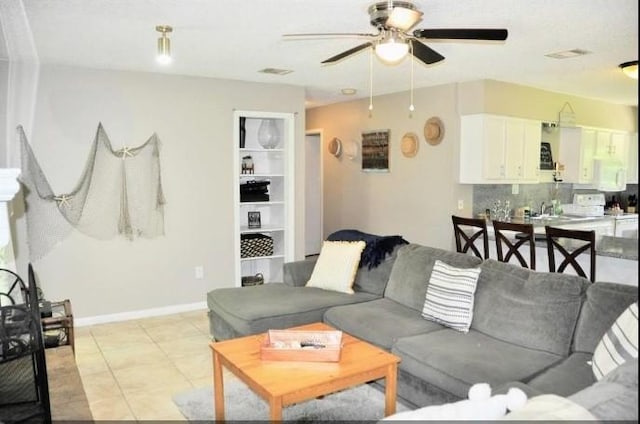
top-left (173, 376), bottom-right (409, 421)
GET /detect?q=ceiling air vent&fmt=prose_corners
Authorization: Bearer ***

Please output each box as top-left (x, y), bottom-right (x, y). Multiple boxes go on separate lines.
top-left (545, 49), bottom-right (591, 59)
top-left (258, 68), bottom-right (293, 75)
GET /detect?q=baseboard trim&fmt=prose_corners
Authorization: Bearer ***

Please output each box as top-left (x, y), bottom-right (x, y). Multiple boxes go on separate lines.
top-left (75, 301), bottom-right (208, 327)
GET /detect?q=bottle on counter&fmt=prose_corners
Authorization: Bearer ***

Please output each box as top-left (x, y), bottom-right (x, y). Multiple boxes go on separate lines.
top-left (627, 195), bottom-right (637, 213)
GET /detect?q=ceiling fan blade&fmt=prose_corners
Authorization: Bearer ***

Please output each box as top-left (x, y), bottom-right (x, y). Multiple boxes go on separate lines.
top-left (409, 39), bottom-right (445, 65)
top-left (321, 42), bottom-right (372, 64)
top-left (413, 28), bottom-right (508, 41)
top-left (283, 32), bottom-right (377, 40)
top-left (385, 6), bottom-right (423, 31)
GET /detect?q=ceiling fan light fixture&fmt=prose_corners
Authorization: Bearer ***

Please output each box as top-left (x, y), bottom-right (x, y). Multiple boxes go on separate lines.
top-left (375, 31), bottom-right (409, 65)
top-left (619, 60), bottom-right (638, 80)
top-left (385, 5), bottom-right (423, 31)
top-left (156, 25), bottom-right (173, 65)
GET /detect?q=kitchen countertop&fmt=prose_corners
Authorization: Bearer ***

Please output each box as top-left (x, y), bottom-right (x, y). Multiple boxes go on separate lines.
top-left (508, 215), bottom-right (619, 227)
top-left (596, 236), bottom-right (638, 260)
top-left (484, 216), bottom-right (638, 261)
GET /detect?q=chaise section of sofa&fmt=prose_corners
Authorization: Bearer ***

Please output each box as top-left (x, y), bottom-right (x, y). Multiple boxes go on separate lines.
top-left (207, 246), bottom-right (400, 340)
top-left (208, 284), bottom-right (379, 340)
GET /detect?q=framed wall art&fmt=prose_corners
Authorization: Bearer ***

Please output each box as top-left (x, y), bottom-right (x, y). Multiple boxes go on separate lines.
top-left (361, 129), bottom-right (390, 172)
top-left (540, 142), bottom-right (554, 170)
top-left (248, 211), bottom-right (261, 228)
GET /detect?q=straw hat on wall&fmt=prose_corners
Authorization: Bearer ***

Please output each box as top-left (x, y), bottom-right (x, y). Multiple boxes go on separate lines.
top-left (424, 117), bottom-right (444, 145)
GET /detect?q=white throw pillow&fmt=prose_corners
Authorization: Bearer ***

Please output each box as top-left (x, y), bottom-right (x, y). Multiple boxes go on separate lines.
top-left (592, 302), bottom-right (638, 380)
top-left (306, 241), bottom-right (366, 294)
top-left (421, 259), bottom-right (482, 333)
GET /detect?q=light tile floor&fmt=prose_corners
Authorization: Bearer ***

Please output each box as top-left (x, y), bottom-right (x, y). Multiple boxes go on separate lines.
top-left (72, 309), bottom-right (214, 420)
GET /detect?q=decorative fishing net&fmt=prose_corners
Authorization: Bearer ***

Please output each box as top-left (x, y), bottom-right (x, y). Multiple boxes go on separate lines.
top-left (17, 123), bottom-right (165, 260)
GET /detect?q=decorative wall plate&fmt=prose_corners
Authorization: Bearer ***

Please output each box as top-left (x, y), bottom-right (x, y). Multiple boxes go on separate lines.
top-left (424, 117), bottom-right (444, 145)
top-left (328, 137), bottom-right (342, 157)
top-left (400, 132), bottom-right (419, 158)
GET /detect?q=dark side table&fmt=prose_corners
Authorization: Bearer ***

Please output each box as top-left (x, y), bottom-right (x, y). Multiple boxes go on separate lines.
top-left (41, 299), bottom-right (74, 353)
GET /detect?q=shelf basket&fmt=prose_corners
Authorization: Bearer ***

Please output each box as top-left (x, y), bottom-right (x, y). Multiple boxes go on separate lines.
top-left (240, 233), bottom-right (274, 258)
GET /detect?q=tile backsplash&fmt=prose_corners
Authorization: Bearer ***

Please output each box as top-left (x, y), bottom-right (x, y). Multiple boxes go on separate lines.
top-left (472, 183), bottom-right (639, 217)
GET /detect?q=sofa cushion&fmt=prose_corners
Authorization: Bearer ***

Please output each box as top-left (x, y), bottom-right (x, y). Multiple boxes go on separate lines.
top-left (306, 240), bottom-right (366, 294)
top-left (421, 260), bottom-right (481, 333)
top-left (323, 298), bottom-right (444, 350)
top-left (569, 359), bottom-right (638, 421)
top-left (392, 329), bottom-right (562, 398)
top-left (352, 245), bottom-right (399, 296)
top-left (471, 259), bottom-right (589, 356)
top-left (592, 302), bottom-right (638, 380)
top-left (526, 352), bottom-right (595, 396)
top-left (207, 283), bottom-right (378, 337)
top-left (385, 244), bottom-right (482, 312)
top-left (572, 282), bottom-right (638, 354)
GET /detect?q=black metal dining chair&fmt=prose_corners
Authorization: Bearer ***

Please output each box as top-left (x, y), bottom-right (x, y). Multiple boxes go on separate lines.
top-left (452, 215), bottom-right (489, 259)
top-left (545, 226), bottom-right (596, 282)
top-left (492, 221), bottom-right (536, 270)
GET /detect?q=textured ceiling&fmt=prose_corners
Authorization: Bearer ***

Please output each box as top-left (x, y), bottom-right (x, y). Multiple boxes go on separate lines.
top-left (6, 0), bottom-right (640, 107)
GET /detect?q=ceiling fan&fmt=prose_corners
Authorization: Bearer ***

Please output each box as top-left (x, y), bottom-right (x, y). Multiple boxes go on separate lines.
top-left (284, 1), bottom-right (508, 66)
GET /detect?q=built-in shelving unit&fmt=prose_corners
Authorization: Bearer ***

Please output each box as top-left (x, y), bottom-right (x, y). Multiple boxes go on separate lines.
top-left (232, 111), bottom-right (295, 287)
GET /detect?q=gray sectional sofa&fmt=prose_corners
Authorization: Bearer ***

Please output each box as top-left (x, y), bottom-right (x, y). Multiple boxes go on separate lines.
top-left (207, 243), bottom-right (638, 411)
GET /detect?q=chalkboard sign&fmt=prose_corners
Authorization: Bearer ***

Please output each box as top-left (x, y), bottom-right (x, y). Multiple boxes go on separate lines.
top-left (540, 142), bottom-right (554, 170)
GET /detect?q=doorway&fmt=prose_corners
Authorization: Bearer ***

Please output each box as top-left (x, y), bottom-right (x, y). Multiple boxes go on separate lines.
top-left (305, 130), bottom-right (323, 256)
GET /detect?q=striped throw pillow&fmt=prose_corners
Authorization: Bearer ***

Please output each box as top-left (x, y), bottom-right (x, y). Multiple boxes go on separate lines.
top-left (592, 302), bottom-right (638, 380)
top-left (421, 260), bottom-right (482, 333)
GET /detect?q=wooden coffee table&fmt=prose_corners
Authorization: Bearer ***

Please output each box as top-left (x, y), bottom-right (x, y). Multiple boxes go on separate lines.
top-left (209, 322), bottom-right (401, 421)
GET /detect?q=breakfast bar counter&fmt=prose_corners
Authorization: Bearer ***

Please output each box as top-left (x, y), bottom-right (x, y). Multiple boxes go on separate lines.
top-left (484, 220), bottom-right (638, 286)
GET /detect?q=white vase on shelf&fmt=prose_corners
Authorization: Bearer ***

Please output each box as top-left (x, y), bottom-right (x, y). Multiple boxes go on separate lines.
top-left (257, 119), bottom-right (281, 149)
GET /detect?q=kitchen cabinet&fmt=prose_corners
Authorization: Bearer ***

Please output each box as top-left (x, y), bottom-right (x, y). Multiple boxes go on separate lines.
top-left (627, 133), bottom-right (638, 184)
top-left (595, 130), bottom-right (628, 163)
top-left (459, 114), bottom-right (541, 184)
top-left (615, 217), bottom-right (638, 238)
top-left (233, 111), bottom-right (295, 287)
top-left (558, 127), bottom-right (597, 184)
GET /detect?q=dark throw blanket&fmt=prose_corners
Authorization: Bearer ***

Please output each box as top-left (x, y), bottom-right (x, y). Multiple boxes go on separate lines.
top-left (327, 229), bottom-right (408, 269)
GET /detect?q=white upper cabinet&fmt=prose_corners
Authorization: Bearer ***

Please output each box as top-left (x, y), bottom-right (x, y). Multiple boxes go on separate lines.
top-left (595, 130), bottom-right (628, 163)
top-left (460, 114), bottom-right (541, 184)
top-left (559, 126), bottom-right (633, 185)
top-left (558, 127), bottom-right (597, 184)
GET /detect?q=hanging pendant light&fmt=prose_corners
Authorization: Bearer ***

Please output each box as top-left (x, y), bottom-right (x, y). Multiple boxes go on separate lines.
top-left (156, 25), bottom-right (173, 65)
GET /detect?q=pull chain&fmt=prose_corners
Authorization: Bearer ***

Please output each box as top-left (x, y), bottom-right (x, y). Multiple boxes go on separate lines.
top-left (369, 46), bottom-right (374, 117)
top-left (409, 41), bottom-right (415, 117)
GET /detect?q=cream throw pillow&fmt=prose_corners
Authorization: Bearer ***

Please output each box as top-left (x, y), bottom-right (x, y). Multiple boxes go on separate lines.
top-left (306, 241), bottom-right (366, 294)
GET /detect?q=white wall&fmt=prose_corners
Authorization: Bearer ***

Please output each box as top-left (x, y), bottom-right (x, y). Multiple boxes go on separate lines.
top-left (11, 64), bottom-right (306, 319)
top-left (0, 60), bottom-right (7, 166)
top-left (306, 84), bottom-right (472, 250)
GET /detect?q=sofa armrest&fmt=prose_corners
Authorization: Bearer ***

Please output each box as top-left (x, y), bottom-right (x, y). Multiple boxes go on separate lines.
top-left (283, 258), bottom-right (317, 287)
